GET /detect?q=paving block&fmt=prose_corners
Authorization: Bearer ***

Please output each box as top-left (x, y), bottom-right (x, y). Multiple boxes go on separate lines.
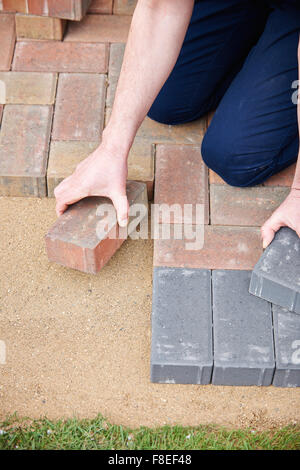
top-left (45, 181), bottom-right (148, 274)
top-left (212, 270), bottom-right (275, 386)
top-left (0, 71), bottom-right (57, 104)
top-left (2, 0), bottom-right (26, 12)
top-left (155, 144), bottom-right (209, 224)
top-left (0, 13), bottom-right (16, 71)
top-left (0, 104), bottom-right (52, 196)
top-left (151, 267), bottom-right (213, 384)
top-left (26, 0), bottom-right (92, 21)
top-left (113, 0), bottom-right (137, 15)
top-left (211, 185), bottom-right (289, 226)
top-left (106, 43), bottom-right (125, 108)
top-left (136, 116), bottom-right (206, 145)
top-left (272, 304), bottom-right (300, 387)
top-left (52, 73), bottom-right (106, 141)
top-left (262, 163), bottom-right (296, 187)
top-left (88, 0), bottom-right (113, 14)
top-left (127, 138), bottom-right (154, 191)
top-left (65, 14), bottom-right (131, 43)
top-left (249, 227), bottom-right (300, 314)
top-left (13, 41), bottom-right (108, 73)
top-left (154, 225), bottom-right (262, 270)
top-left (15, 14), bottom-right (66, 40)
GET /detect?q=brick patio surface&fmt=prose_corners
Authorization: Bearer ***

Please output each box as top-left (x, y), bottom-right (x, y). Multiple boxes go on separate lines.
top-left (0, 1), bottom-right (299, 387)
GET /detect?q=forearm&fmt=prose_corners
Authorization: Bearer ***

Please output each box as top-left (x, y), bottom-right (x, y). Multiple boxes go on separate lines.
top-left (102, 0), bottom-right (195, 156)
top-left (292, 36), bottom-right (300, 189)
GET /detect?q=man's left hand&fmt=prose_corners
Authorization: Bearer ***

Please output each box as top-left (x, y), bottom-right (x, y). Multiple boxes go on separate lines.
top-left (261, 188), bottom-right (300, 248)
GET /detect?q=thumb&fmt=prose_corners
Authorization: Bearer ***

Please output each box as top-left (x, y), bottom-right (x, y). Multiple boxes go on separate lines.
top-left (110, 191), bottom-right (129, 227)
top-left (261, 216), bottom-right (283, 249)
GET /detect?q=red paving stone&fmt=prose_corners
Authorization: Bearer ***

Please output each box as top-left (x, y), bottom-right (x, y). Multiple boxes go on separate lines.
top-left (45, 181), bottom-right (148, 274)
top-left (106, 42), bottom-right (125, 108)
top-left (13, 41), bottom-right (108, 73)
top-left (52, 73), bottom-right (106, 141)
top-left (263, 163), bottom-right (296, 187)
top-left (64, 14), bottom-right (131, 43)
top-left (88, 0), bottom-right (112, 14)
top-left (136, 116), bottom-right (206, 145)
top-left (153, 225), bottom-right (263, 270)
top-left (113, 0), bottom-right (137, 15)
top-left (26, 0), bottom-right (92, 21)
top-left (15, 14), bottom-right (66, 41)
top-left (210, 185), bottom-right (289, 226)
top-left (0, 13), bottom-right (16, 71)
top-left (2, 0), bottom-right (26, 12)
top-left (0, 104), bottom-right (52, 196)
top-left (0, 71), bottom-right (57, 104)
top-left (155, 144), bottom-right (209, 224)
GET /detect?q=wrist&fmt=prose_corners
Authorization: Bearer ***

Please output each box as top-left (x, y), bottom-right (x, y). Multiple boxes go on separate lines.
top-left (100, 125), bottom-right (132, 160)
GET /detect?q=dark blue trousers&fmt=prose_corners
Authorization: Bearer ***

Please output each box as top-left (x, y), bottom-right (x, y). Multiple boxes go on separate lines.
top-left (147, 0), bottom-right (300, 187)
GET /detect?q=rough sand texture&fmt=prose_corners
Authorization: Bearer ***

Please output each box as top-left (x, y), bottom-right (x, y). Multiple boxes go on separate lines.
top-left (0, 197), bottom-right (299, 430)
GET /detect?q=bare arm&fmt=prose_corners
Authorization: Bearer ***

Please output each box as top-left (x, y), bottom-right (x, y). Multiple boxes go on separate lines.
top-left (261, 36), bottom-right (300, 247)
top-left (55, 0), bottom-right (195, 223)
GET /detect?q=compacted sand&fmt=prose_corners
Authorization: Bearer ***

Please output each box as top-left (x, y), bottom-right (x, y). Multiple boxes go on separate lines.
top-left (0, 197), bottom-right (299, 430)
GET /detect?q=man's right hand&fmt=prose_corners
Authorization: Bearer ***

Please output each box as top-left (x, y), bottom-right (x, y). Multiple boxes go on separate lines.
top-left (54, 143), bottom-right (129, 227)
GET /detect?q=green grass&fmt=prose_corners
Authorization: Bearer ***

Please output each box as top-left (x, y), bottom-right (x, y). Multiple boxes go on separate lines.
top-left (0, 415), bottom-right (299, 450)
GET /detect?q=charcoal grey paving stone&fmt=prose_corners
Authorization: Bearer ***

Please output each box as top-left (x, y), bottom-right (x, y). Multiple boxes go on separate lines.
top-left (249, 227), bottom-right (300, 314)
top-left (272, 304), bottom-right (300, 387)
top-left (212, 270), bottom-right (275, 386)
top-left (150, 267), bottom-right (212, 384)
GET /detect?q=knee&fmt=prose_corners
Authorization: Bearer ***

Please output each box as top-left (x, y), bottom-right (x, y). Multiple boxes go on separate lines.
top-left (147, 99), bottom-right (182, 125)
top-left (147, 104), bottom-right (175, 125)
top-left (201, 130), bottom-right (266, 188)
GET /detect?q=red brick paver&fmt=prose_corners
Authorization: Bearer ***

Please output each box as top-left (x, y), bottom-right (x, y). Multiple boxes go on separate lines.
top-left (3, 0), bottom-right (92, 19)
top-left (88, 0), bottom-right (113, 14)
top-left (27, 0), bottom-right (92, 21)
top-left (52, 73), bottom-right (106, 141)
top-left (0, 104), bottom-right (52, 196)
top-left (106, 42), bottom-right (125, 108)
top-left (210, 185), bottom-right (289, 226)
top-left (155, 144), bottom-right (209, 224)
top-left (0, 71), bottom-right (57, 104)
top-left (15, 14), bottom-right (66, 40)
top-left (154, 225), bottom-right (262, 270)
top-left (2, 0), bottom-right (26, 13)
top-left (0, 13), bottom-right (16, 71)
top-left (13, 41), bottom-right (108, 73)
top-left (113, 0), bottom-right (137, 15)
top-left (45, 180), bottom-right (148, 274)
top-left (64, 14), bottom-right (131, 43)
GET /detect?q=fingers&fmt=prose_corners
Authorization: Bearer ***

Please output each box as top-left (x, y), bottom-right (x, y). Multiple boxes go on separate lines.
top-left (110, 192), bottom-right (129, 227)
top-left (54, 178), bottom-right (87, 217)
top-left (261, 215), bottom-right (284, 249)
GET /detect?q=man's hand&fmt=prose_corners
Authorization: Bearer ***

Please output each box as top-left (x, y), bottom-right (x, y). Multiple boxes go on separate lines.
top-left (261, 188), bottom-right (300, 248)
top-left (54, 144), bottom-right (129, 227)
